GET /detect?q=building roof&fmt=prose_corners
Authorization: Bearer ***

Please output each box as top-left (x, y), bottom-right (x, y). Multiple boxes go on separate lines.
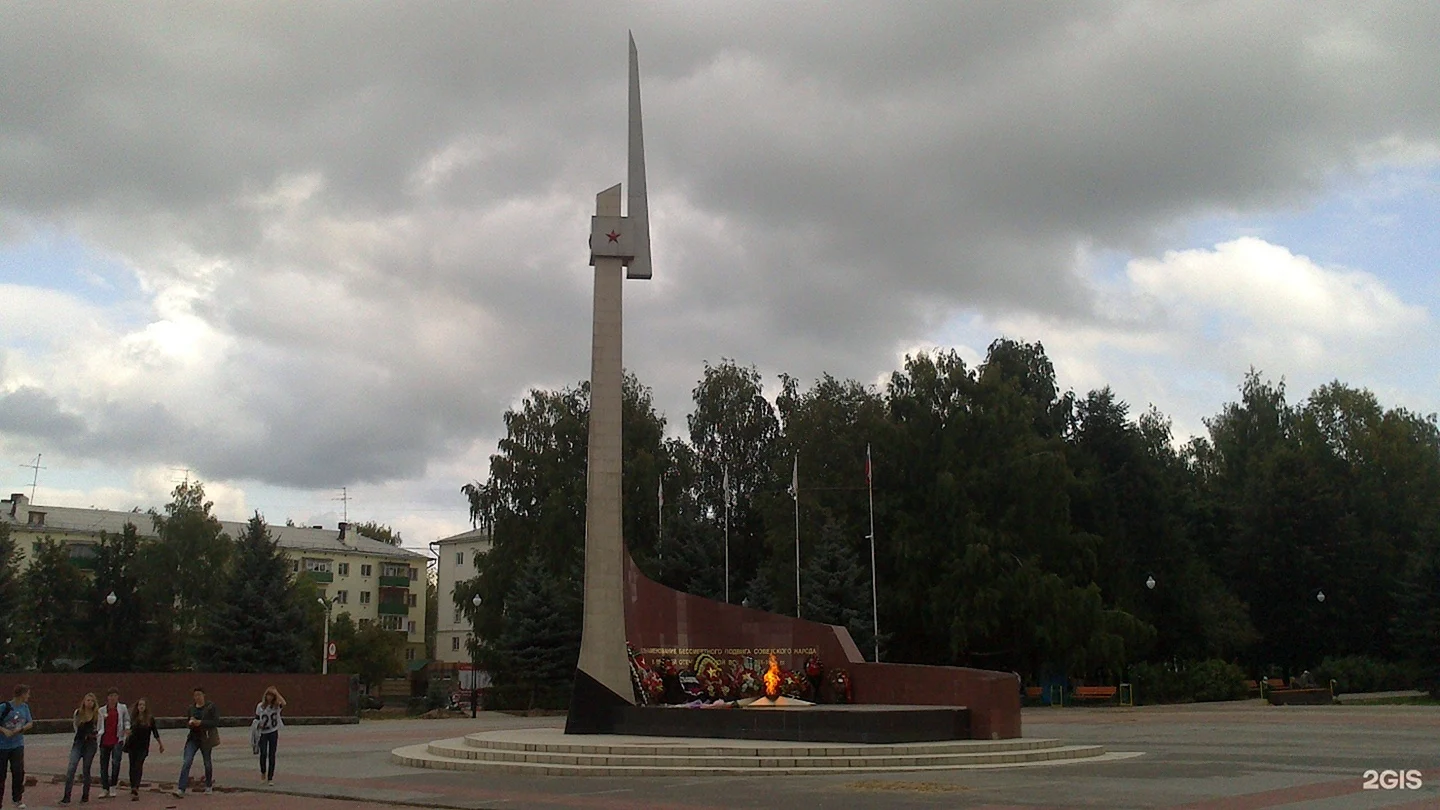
top-left (2, 494), bottom-right (425, 561)
top-left (434, 526), bottom-right (491, 545)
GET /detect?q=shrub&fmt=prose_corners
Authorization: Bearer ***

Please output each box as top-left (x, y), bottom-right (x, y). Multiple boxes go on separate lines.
top-left (1314, 656), bottom-right (1419, 694)
top-left (1187, 659), bottom-right (1248, 702)
top-left (1129, 661), bottom-right (1188, 705)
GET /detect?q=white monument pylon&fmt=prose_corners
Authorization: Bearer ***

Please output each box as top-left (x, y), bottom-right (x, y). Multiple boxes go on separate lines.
top-left (567, 32), bottom-right (651, 733)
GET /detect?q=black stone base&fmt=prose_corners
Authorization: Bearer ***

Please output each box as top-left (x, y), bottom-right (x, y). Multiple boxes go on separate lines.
top-left (564, 668), bottom-right (633, 734)
top-left (1267, 688), bottom-right (1334, 706)
top-left (611, 704), bottom-right (972, 743)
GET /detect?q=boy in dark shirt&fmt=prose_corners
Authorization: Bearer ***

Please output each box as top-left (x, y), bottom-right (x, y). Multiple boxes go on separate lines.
top-left (173, 687), bottom-right (219, 798)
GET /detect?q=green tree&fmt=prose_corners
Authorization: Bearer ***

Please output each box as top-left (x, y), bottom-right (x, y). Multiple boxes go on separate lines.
top-left (800, 521), bottom-right (876, 658)
top-left (353, 522), bottom-right (402, 546)
top-left (88, 523), bottom-right (145, 671)
top-left (688, 360), bottom-right (783, 599)
top-left (197, 514), bottom-right (310, 673)
top-left (150, 481), bottom-right (232, 665)
top-left (1393, 545), bottom-right (1440, 696)
top-left (425, 571), bottom-right (438, 661)
top-left (0, 524), bottom-right (21, 668)
top-left (349, 619), bottom-right (407, 691)
top-left (481, 549), bottom-right (581, 704)
top-left (20, 537), bottom-right (87, 670)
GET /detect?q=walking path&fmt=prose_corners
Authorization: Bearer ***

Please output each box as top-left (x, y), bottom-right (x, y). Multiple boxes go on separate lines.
top-left (8, 702), bottom-right (1438, 808)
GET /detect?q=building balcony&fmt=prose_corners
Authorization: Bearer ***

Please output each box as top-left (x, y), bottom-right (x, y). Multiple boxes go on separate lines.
top-left (304, 570), bottom-right (334, 584)
top-left (378, 574), bottom-right (410, 588)
top-left (377, 602), bottom-right (410, 616)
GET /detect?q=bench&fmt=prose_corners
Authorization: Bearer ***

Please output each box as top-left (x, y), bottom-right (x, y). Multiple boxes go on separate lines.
top-left (1024, 686), bottom-right (1044, 699)
top-left (1072, 686), bottom-right (1117, 702)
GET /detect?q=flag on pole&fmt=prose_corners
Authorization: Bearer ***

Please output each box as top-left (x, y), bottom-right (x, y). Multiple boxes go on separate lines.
top-left (723, 466), bottom-right (730, 505)
top-left (865, 446), bottom-right (872, 486)
top-left (657, 475), bottom-right (664, 510)
top-left (789, 456), bottom-right (798, 500)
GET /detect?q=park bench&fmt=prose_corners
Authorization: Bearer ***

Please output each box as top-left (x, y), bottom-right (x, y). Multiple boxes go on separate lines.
top-left (1072, 685), bottom-right (1118, 702)
top-left (1025, 686), bottom-right (1044, 700)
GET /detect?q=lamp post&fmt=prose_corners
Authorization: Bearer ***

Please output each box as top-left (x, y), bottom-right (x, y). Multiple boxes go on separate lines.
top-left (318, 596), bottom-right (338, 675)
top-left (105, 591), bottom-right (117, 606)
top-left (470, 594), bottom-right (482, 718)
top-left (1146, 575), bottom-right (1156, 591)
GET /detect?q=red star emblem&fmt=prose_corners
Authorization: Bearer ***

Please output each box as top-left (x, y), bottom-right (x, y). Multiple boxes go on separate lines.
top-left (606, 230), bottom-right (621, 243)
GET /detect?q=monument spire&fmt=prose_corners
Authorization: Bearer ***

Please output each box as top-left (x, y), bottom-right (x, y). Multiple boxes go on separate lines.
top-left (568, 34), bottom-right (653, 734)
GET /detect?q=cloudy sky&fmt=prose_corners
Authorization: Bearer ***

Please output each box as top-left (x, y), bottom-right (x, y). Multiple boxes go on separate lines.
top-left (2, 2), bottom-right (1437, 552)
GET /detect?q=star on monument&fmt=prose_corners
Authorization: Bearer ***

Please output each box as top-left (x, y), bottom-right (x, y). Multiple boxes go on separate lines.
top-left (607, 230), bottom-right (621, 243)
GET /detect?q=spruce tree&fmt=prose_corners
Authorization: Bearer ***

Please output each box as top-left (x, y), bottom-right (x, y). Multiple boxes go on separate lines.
top-left (1393, 546), bottom-right (1440, 697)
top-left (198, 513), bottom-right (309, 673)
top-left (0, 524), bottom-right (20, 668)
top-left (20, 537), bottom-right (87, 670)
top-left (88, 523), bottom-right (145, 671)
top-left (800, 521), bottom-right (875, 658)
top-left (490, 549), bottom-right (581, 697)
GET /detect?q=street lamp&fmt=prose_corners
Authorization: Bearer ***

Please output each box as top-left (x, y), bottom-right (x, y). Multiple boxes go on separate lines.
top-left (105, 591), bottom-right (117, 606)
top-left (470, 594), bottom-right (482, 718)
top-left (318, 595), bottom-right (339, 675)
top-left (1314, 589), bottom-right (1325, 603)
top-left (1146, 575), bottom-right (1156, 591)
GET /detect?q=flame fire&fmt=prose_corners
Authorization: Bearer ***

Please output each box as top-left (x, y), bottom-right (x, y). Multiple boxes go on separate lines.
top-left (764, 654), bottom-right (781, 699)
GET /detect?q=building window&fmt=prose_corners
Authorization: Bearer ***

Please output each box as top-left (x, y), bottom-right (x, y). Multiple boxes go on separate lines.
top-left (361, 564), bottom-right (372, 577)
top-left (291, 560), bottom-right (299, 573)
top-left (335, 590), bottom-right (348, 604)
top-left (455, 551), bottom-right (464, 566)
top-left (360, 591), bottom-right (371, 604)
top-left (406, 620), bottom-right (416, 634)
top-left (380, 615), bottom-right (404, 631)
top-left (338, 562), bottom-right (349, 576)
top-left (303, 558), bottom-right (332, 574)
top-left (359, 618), bottom-right (371, 627)
top-left (453, 608), bottom-right (462, 624)
top-left (27, 511), bottom-right (45, 526)
top-left (406, 647), bottom-right (415, 661)
top-left (381, 563), bottom-right (406, 578)
top-left (407, 593), bottom-right (417, 607)
top-left (451, 636), bottom-right (460, 651)
top-left (410, 567), bottom-right (418, 581)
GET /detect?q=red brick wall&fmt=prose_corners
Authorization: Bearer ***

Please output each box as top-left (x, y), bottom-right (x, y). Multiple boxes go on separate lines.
top-left (2, 673), bottom-right (353, 721)
top-left (623, 557), bottom-right (1022, 739)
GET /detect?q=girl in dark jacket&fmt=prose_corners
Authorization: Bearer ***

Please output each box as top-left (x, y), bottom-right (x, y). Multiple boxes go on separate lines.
top-left (123, 697), bottom-right (163, 802)
top-left (60, 692), bottom-right (99, 805)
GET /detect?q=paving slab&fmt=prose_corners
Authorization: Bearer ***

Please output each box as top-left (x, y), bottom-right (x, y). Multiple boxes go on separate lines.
top-left (9, 703), bottom-right (1439, 808)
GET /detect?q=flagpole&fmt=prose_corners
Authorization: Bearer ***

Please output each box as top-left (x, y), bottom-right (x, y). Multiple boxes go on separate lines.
top-left (657, 474), bottom-right (664, 577)
top-left (793, 454), bottom-right (801, 618)
top-left (867, 444), bottom-right (879, 663)
top-left (723, 465), bottom-right (730, 604)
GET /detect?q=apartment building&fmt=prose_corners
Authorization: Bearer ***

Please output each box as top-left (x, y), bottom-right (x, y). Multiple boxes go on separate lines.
top-left (1, 492), bottom-right (429, 662)
top-left (432, 526), bottom-right (492, 666)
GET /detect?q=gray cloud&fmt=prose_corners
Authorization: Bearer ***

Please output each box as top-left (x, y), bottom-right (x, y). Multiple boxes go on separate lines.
top-left (1, 1), bottom-right (1437, 489)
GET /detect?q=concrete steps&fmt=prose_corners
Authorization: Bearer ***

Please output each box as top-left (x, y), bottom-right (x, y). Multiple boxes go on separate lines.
top-left (392, 729), bottom-right (1109, 776)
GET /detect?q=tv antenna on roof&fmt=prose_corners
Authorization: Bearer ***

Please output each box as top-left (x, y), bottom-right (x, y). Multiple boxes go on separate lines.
top-left (334, 487), bottom-right (350, 522)
top-left (169, 467), bottom-right (192, 485)
top-left (19, 453), bottom-right (45, 501)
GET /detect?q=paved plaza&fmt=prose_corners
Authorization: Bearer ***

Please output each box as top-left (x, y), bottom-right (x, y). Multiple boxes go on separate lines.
top-left (10, 701), bottom-right (1439, 809)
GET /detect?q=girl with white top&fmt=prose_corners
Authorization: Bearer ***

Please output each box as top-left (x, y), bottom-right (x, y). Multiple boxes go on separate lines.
top-left (253, 687), bottom-right (285, 785)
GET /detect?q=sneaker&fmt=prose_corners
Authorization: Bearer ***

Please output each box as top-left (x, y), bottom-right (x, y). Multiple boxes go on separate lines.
top-left (203, 787), bottom-right (213, 795)
top-left (59, 800), bottom-right (71, 806)
top-left (172, 789), bottom-right (185, 798)
top-left (131, 795), bottom-right (138, 802)
top-left (267, 780), bottom-right (274, 787)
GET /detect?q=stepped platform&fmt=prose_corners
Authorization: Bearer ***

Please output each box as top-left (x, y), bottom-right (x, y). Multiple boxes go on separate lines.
top-left (392, 727), bottom-right (1112, 776)
top-left (610, 703), bottom-right (969, 743)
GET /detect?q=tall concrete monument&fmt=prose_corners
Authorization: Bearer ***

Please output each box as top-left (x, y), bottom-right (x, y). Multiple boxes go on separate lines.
top-left (566, 33), bottom-right (650, 734)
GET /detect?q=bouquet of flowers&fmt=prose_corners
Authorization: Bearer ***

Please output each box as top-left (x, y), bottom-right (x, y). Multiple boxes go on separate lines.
top-left (732, 662), bottom-right (764, 698)
top-left (694, 653), bottom-right (736, 700)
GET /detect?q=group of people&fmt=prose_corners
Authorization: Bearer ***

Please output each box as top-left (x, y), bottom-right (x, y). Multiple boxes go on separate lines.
top-left (0, 683), bottom-right (287, 807)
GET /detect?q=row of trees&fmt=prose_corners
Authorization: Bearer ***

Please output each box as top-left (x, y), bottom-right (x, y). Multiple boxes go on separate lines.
top-left (456, 340), bottom-right (1440, 696)
top-left (0, 482), bottom-right (411, 689)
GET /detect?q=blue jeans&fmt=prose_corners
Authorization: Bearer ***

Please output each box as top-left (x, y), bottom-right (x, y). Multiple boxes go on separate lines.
top-left (258, 731), bottom-right (278, 780)
top-left (62, 738), bottom-right (96, 801)
top-left (100, 743), bottom-right (122, 791)
top-left (176, 737), bottom-right (212, 792)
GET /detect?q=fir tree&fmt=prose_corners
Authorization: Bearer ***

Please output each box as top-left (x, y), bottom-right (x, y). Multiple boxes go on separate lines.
top-left (487, 549), bottom-right (581, 698)
top-left (20, 537), bottom-right (87, 670)
top-left (800, 521), bottom-right (875, 658)
top-left (0, 524), bottom-right (20, 668)
top-left (197, 513), bottom-right (309, 673)
top-left (1393, 545), bottom-right (1440, 697)
top-left (88, 523), bottom-right (145, 671)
